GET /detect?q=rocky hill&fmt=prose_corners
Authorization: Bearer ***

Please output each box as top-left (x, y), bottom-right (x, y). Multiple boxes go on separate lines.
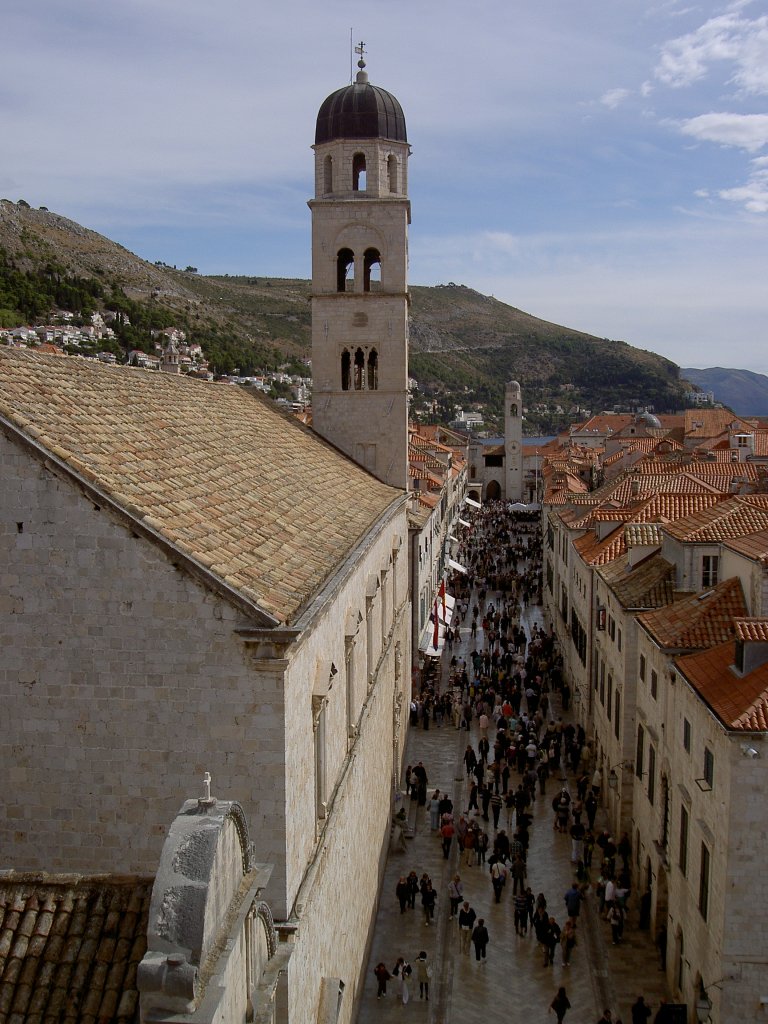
top-left (683, 367), bottom-right (768, 417)
top-left (0, 200), bottom-right (690, 432)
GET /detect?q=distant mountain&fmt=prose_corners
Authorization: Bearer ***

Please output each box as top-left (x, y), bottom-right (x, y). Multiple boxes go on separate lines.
top-left (683, 367), bottom-right (768, 417)
top-left (0, 199), bottom-right (690, 432)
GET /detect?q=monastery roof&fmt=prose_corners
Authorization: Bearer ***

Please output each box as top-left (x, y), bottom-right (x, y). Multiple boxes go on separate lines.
top-left (675, 640), bottom-right (768, 731)
top-left (735, 617), bottom-right (768, 642)
top-left (597, 551), bottom-right (675, 609)
top-left (0, 873), bottom-right (151, 1023)
top-left (662, 496), bottom-right (768, 543)
top-left (637, 577), bottom-right (747, 650)
top-left (0, 349), bottom-right (402, 625)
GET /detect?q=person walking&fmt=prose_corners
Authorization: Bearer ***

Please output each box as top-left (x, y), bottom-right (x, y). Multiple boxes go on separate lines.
top-left (490, 858), bottom-right (507, 903)
top-left (441, 818), bottom-right (455, 859)
top-left (406, 870), bottom-right (419, 910)
top-left (458, 901), bottom-right (476, 955)
top-left (396, 876), bottom-right (409, 914)
top-left (471, 918), bottom-right (489, 962)
top-left (447, 874), bottom-right (463, 917)
top-left (511, 853), bottom-right (527, 894)
top-left (550, 986), bottom-right (572, 1024)
top-left (414, 951), bottom-right (430, 1001)
top-left (422, 880), bottom-right (437, 925)
top-left (631, 996), bottom-right (652, 1024)
top-left (560, 919), bottom-right (577, 966)
top-left (392, 958), bottom-right (411, 1005)
top-left (374, 962), bottom-right (391, 999)
top-left (547, 916), bottom-right (561, 966)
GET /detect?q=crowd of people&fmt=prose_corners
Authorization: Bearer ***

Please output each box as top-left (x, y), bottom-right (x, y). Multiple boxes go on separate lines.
top-left (374, 501), bottom-right (667, 1021)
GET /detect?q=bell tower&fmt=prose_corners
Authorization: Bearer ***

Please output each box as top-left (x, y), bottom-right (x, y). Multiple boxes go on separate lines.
top-left (309, 49), bottom-right (411, 489)
top-left (505, 379), bottom-right (524, 501)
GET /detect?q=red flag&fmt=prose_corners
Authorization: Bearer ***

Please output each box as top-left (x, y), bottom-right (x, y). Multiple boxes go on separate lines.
top-left (433, 599), bottom-right (439, 650)
top-left (438, 579), bottom-right (447, 623)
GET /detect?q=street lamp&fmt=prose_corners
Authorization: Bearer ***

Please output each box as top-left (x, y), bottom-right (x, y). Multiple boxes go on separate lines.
top-left (608, 768), bottom-right (619, 790)
top-left (573, 688), bottom-right (581, 706)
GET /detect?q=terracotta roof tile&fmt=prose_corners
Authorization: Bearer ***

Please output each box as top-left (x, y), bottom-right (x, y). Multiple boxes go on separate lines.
top-left (597, 551), bottom-right (675, 609)
top-left (663, 495), bottom-right (768, 543)
top-left (0, 350), bottom-right (402, 625)
top-left (675, 641), bottom-right (768, 730)
top-left (722, 529), bottom-right (768, 561)
top-left (734, 617), bottom-right (768, 642)
top-left (574, 525), bottom-right (626, 566)
top-left (637, 577), bottom-right (747, 650)
top-left (0, 876), bottom-right (151, 1023)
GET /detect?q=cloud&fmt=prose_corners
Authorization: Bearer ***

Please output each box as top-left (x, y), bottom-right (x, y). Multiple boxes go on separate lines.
top-left (718, 156), bottom-right (768, 211)
top-left (601, 88), bottom-right (631, 108)
top-left (680, 111), bottom-right (768, 151)
top-left (654, 7), bottom-right (768, 93)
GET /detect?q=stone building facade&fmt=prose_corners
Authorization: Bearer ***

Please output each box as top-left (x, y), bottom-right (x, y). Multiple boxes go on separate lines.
top-left (0, 348), bottom-right (410, 1024)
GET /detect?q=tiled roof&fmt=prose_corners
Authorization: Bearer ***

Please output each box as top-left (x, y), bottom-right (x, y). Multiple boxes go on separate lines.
top-left (663, 496), bottom-right (768, 543)
top-left (637, 577), bottom-right (747, 650)
top-left (722, 529), bottom-right (768, 562)
top-left (684, 409), bottom-right (754, 437)
top-left (625, 523), bottom-right (663, 547)
top-left (734, 617), bottom-right (768, 642)
top-left (574, 525), bottom-right (626, 566)
top-left (0, 874), bottom-right (151, 1023)
top-left (675, 641), bottom-right (768, 730)
top-left (597, 551), bottom-right (676, 609)
top-left (0, 349), bottom-right (402, 625)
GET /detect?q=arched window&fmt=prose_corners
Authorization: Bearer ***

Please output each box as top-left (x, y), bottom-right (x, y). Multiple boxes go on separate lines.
top-left (510, 403), bottom-right (518, 417)
top-left (363, 248), bottom-right (381, 292)
top-left (337, 248), bottom-right (354, 292)
top-left (354, 348), bottom-right (365, 390)
top-left (341, 349), bottom-right (351, 390)
top-left (367, 349), bottom-right (378, 390)
top-left (353, 152), bottom-right (366, 191)
top-left (387, 154), bottom-right (398, 193)
top-left (324, 154), bottom-right (333, 193)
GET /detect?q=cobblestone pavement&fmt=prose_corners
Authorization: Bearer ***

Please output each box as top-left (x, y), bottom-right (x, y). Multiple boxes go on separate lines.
top-left (357, 589), bottom-right (669, 1024)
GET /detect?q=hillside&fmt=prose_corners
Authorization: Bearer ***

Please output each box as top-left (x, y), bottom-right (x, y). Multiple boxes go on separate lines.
top-left (0, 200), bottom-right (690, 432)
top-left (683, 367), bottom-right (768, 417)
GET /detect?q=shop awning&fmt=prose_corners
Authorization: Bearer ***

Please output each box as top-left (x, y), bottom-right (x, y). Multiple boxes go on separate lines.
top-left (464, 496), bottom-right (481, 509)
top-left (448, 558), bottom-right (468, 574)
top-left (458, 518), bottom-right (471, 528)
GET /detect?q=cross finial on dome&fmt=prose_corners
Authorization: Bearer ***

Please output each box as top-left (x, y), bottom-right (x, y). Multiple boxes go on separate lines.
top-left (354, 40), bottom-right (366, 70)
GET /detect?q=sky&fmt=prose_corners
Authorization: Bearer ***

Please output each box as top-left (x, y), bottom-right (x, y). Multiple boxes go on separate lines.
top-left (3, 0), bottom-right (768, 374)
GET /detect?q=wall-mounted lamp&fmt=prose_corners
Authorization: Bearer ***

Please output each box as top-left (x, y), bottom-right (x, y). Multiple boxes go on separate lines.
top-left (741, 743), bottom-right (760, 759)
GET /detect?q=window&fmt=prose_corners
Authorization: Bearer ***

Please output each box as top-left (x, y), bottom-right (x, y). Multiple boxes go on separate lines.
top-left (651, 670), bottom-right (658, 700)
top-left (607, 675), bottom-right (613, 719)
top-left (363, 248), bottom-right (381, 292)
top-left (387, 154), bottom-right (398, 192)
top-left (324, 154), bottom-right (333, 193)
top-left (341, 349), bottom-right (351, 390)
top-left (683, 718), bottom-right (691, 753)
top-left (337, 248), bottom-right (354, 292)
top-left (600, 666), bottom-right (605, 707)
top-left (367, 349), bottom-right (378, 390)
top-left (617, 628), bottom-right (622, 652)
top-left (702, 554), bottom-right (719, 588)
top-left (679, 805), bottom-right (689, 875)
top-left (699, 843), bottom-right (710, 920)
top-left (352, 151), bottom-right (366, 191)
top-left (648, 745), bottom-right (656, 805)
top-left (636, 724), bottom-right (645, 778)
top-left (639, 654), bottom-right (646, 682)
top-left (703, 747), bottom-right (714, 788)
top-left (353, 348), bottom-right (365, 390)
top-left (614, 690), bottom-right (621, 740)
top-left (608, 616), bottom-right (616, 641)
top-left (313, 696), bottom-right (328, 819)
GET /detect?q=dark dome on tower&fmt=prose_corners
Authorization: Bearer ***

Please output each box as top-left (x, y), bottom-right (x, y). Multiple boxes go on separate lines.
top-left (315, 67), bottom-right (407, 145)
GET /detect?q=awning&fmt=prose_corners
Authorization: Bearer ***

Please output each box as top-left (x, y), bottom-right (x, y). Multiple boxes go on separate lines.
top-left (458, 518), bottom-right (471, 528)
top-left (448, 558), bottom-right (468, 574)
top-left (418, 619), bottom-right (446, 657)
top-left (447, 534), bottom-right (459, 542)
top-left (464, 496), bottom-right (482, 509)
top-left (437, 592), bottom-right (455, 625)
